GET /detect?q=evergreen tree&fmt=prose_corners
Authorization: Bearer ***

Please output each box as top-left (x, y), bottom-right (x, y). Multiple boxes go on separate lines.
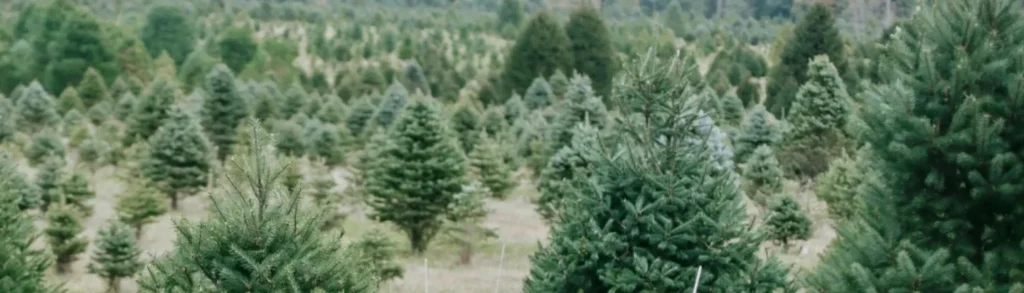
top-left (304, 121), bottom-right (347, 166)
top-left (497, 0), bottom-right (524, 28)
top-left (77, 68), bottom-right (109, 108)
top-left (141, 6), bottom-right (194, 65)
top-left (766, 3), bottom-right (845, 116)
top-left (273, 119), bottom-right (306, 157)
top-left (16, 82), bottom-right (60, 133)
top-left (45, 204), bottom-right (88, 274)
top-left (468, 133), bottom-right (515, 199)
top-left (251, 82), bottom-right (281, 121)
top-left (814, 148), bottom-right (869, 221)
top-left (734, 105), bottom-right (781, 163)
top-left (116, 180), bottom-right (167, 239)
top-left (124, 76), bottom-right (177, 146)
top-left (218, 27), bottom-right (258, 73)
top-left (60, 171), bottom-right (95, 217)
top-left (26, 130), bottom-right (65, 167)
top-left (177, 48), bottom-right (216, 92)
top-left (114, 92), bottom-right (136, 119)
top-left (350, 229), bottom-right (404, 285)
top-left (502, 11), bottom-right (573, 97)
top-left (78, 137), bottom-right (111, 171)
top-left (482, 107), bottom-right (506, 136)
top-left (548, 69), bottom-right (570, 98)
top-left (11, 167), bottom-right (43, 211)
top-left (503, 93), bottom-right (526, 124)
top-left (141, 107), bottom-right (212, 210)
top-left (36, 158), bottom-right (64, 212)
top-left (786, 55), bottom-right (851, 140)
top-left (523, 77), bottom-right (553, 110)
top-left (547, 74), bottom-right (607, 155)
top-left (403, 61), bottom-right (430, 96)
top-left (307, 162), bottom-right (344, 231)
top-left (345, 97), bottom-right (376, 138)
top-left (365, 97), bottom-right (467, 254)
top-left (109, 77), bottom-right (132, 100)
top-left (137, 123), bottom-right (374, 292)
top-left (373, 82), bottom-right (409, 129)
top-left (742, 145), bottom-right (783, 205)
top-left (61, 109), bottom-right (86, 136)
top-left (765, 196), bottom-right (812, 248)
top-left (450, 102), bottom-right (482, 154)
top-left (722, 90), bottom-right (744, 126)
top-left (0, 152), bottom-right (59, 293)
top-left (535, 124), bottom-right (600, 222)
top-left (88, 221), bottom-right (142, 293)
top-left (565, 4), bottom-right (618, 100)
top-left (282, 83), bottom-right (309, 119)
top-left (662, 0), bottom-right (688, 38)
top-left (57, 87), bottom-right (83, 114)
top-left (87, 101), bottom-right (112, 125)
top-left (34, 4), bottom-right (117, 94)
top-left (441, 181), bottom-right (496, 265)
top-left (202, 64), bottom-right (248, 161)
top-left (317, 97), bottom-right (347, 124)
top-left (526, 51), bottom-right (790, 292)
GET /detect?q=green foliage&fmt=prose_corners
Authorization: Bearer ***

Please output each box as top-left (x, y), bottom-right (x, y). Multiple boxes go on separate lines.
top-left (523, 77), bottom-right (553, 110)
top-left (497, 0), bottom-right (524, 28)
top-left (61, 109), bottom-right (86, 136)
top-left (442, 181), bottom-right (496, 265)
top-left (350, 229), bottom-right (404, 285)
top-left (87, 221), bottom-right (142, 293)
top-left (317, 97), bottom-right (347, 124)
top-left (0, 151), bottom-right (58, 293)
top-left (345, 97), bottom-right (376, 138)
top-left (766, 3), bottom-right (845, 116)
top-left (403, 61), bottom-right (430, 96)
top-left (365, 97), bottom-right (467, 254)
top-left (114, 92), bottom-right (136, 119)
top-left (60, 171), bottom-right (95, 217)
top-left (565, 4), bottom-right (618, 100)
top-left (36, 158), bottom-right (64, 212)
top-left (503, 93), bottom-right (526, 124)
top-left (10, 166), bottom-right (43, 211)
top-left (734, 105), bottom-right (781, 163)
top-left (142, 6), bottom-right (195, 65)
top-left (78, 137), bottom-right (111, 170)
top-left (178, 48), bottom-right (217, 92)
top-left (138, 124), bottom-right (374, 292)
top-left (124, 77), bottom-right (178, 146)
top-left (57, 87), bottom-right (83, 114)
top-left (45, 204), bottom-right (88, 274)
top-left (742, 145), bottom-right (783, 205)
top-left (273, 119), bottom-right (306, 157)
top-left (141, 107), bottom-right (212, 210)
top-left (450, 102), bottom-right (482, 153)
top-left (721, 90), bottom-right (745, 126)
top-left (548, 70), bottom-right (569, 98)
top-left (815, 149), bottom-right (866, 221)
top-left (87, 101), bottom-right (112, 125)
top-left (482, 107), bottom-right (506, 136)
top-left (307, 162), bottom-right (344, 231)
top-left (116, 180), bottom-right (167, 239)
top-left (26, 130), bottom-right (65, 167)
top-left (502, 11), bottom-right (572, 97)
top-left (547, 74), bottom-right (607, 157)
top-left (219, 27), bottom-right (258, 74)
top-left (202, 65), bottom-right (248, 161)
top-left (251, 82), bottom-right (282, 121)
top-left (33, 4), bottom-right (117, 94)
top-left (77, 68), bottom-right (108, 108)
top-left (468, 133), bottom-right (515, 199)
top-left (765, 196), bottom-right (812, 247)
top-left (786, 56), bottom-right (851, 140)
top-left (662, 1), bottom-right (688, 39)
top-left (16, 82), bottom-right (60, 133)
top-left (373, 82), bottom-right (409, 130)
top-left (304, 121), bottom-right (347, 166)
top-left (737, 78), bottom-right (760, 107)
top-left (535, 124), bottom-right (599, 222)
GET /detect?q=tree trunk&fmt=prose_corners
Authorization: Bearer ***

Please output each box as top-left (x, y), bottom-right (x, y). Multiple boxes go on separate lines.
top-left (134, 224), bottom-right (143, 240)
top-left (171, 193), bottom-right (179, 210)
top-left (410, 229), bottom-right (426, 255)
top-left (107, 277), bottom-right (121, 293)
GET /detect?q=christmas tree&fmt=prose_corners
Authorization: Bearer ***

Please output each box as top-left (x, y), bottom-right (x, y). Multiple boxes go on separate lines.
top-left (535, 124), bottom-right (600, 222)
top-left (497, 0), bottom-right (524, 28)
top-left (25, 129), bottom-right (65, 166)
top-left (124, 76), bottom-right (178, 146)
top-left (36, 158), bottom-right (64, 211)
top-left (786, 55), bottom-right (851, 140)
top-left (0, 152), bottom-right (59, 292)
top-left (350, 229), bottom-right (404, 285)
top-left (60, 171), bottom-right (95, 217)
top-left (303, 120), bottom-right (347, 167)
top-left (317, 96), bottom-right (347, 124)
top-left (202, 64), bottom-right (248, 161)
top-left (742, 145), bottom-right (783, 205)
top-left (450, 101), bottom-right (482, 154)
top-left (765, 196), bottom-right (812, 248)
top-left (565, 3), bottom-right (617, 100)
top-left (141, 107), bottom-right (212, 210)
top-left (273, 119), bottom-right (306, 157)
top-left (502, 11), bottom-right (572, 97)
top-left (57, 87), bottom-right (83, 114)
top-left (364, 96), bottom-right (467, 254)
top-left (373, 81), bottom-right (409, 129)
top-left (45, 203), bottom-right (88, 274)
top-left (137, 123), bottom-right (374, 292)
top-left (766, 2), bottom-right (845, 116)
top-left (345, 97), bottom-right (376, 139)
top-left (77, 68), bottom-right (109, 108)
top-left (468, 132), bottom-right (515, 199)
top-left (282, 83), bottom-right (309, 119)
top-left (523, 77), bottom-right (553, 110)
top-left (441, 181), bottom-right (496, 265)
top-left (721, 90), bottom-right (744, 126)
top-left (548, 69), bottom-right (569, 98)
top-left (307, 162), bottom-right (344, 231)
top-left (503, 93), bottom-right (526, 124)
top-left (116, 180), bottom-right (167, 239)
top-left (88, 221), bottom-right (142, 293)
top-left (814, 148), bottom-right (868, 221)
top-left (114, 92), bottom-right (136, 119)
top-left (733, 104), bottom-right (781, 163)
top-left (15, 81), bottom-right (60, 133)
top-left (546, 74), bottom-right (607, 156)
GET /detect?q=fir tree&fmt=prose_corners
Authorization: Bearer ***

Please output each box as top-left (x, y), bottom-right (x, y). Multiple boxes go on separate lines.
top-left (11, 168), bottom-right (43, 211)
top-left (373, 81), bottom-right (409, 129)
top-left (87, 101), bottom-right (112, 125)
top-left (77, 68), bottom-right (109, 108)
top-left (36, 158), bottom-right (64, 212)
top-left (815, 148), bottom-right (868, 221)
top-left (114, 92), bottom-right (136, 119)
top-left (60, 171), bottom-right (95, 217)
top-left (273, 119), bottom-right (306, 157)
top-left (525, 51), bottom-right (790, 292)
top-left (61, 109), bottom-right (86, 136)
top-left (109, 77), bottom-right (132, 100)
top-left (141, 107), bottom-right (212, 210)
top-left (497, 0), bottom-right (524, 28)
top-left (138, 123), bottom-right (374, 292)
top-left (403, 61), bottom-right (430, 96)
top-left (350, 229), bottom-right (404, 285)
top-left (482, 107), bottom-right (506, 136)
top-left (282, 83), bottom-right (309, 119)
top-left (116, 180), bottom-right (167, 239)
top-left (503, 93), bottom-right (526, 124)
top-left (88, 221), bottom-right (142, 293)
top-left (502, 11), bottom-right (573, 97)
top-left (177, 48), bottom-right (216, 92)
top-left (251, 82), bottom-right (281, 121)
top-left (57, 87), bottom-right (83, 114)
top-left (141, 6), bottom-right (194, 65)
top-left (565, 4), bottom-right (618, 100)
top-left (742, 145), bottom-right (783, 205)
top-left (365, 97), bottom-right (467, 254)
top-left (722, 90), bottom-right (744, 126)
top-left (304, 121), bottom-right (347, 166)
top-left (78, 137), bottom-right (111, 171)
top-left (765, 196), bottom-right (812, 248)
top-left (45, 204), bottom-right (88, 274)
top-left (0, 152), bottom-right (58, 293)
top-left (218, 27), bottom-right (258, 74)
top-left (535, 124), bottom-right (600, 222)
top-left (548, 70), bottom-right (569, 98)
top-left (734, 105), bottom-right (781, 163)
top-left (766, 3), bottom-right (845, 116)
top-left (547, 74), bottom-right (607, 156)
top-left (15, 81), bottom-right (60, 133)
top-left (786, 55), bottom-right (851, 140)
top-left (124, 76), bottom-right (177, 146)
top-left (450, 102), bottom-right (482, 154)
top-left (441, 181), bottom-right (496, 265)
top-left (523, 77), bottom-right (553, 110)
top-left (468, 132), bottom-right (515, 199)
top-left (662, 0), bottom-right (688, 38)
top-left (25, 130), bottom-right (65, 167)
top-left (202, 64), bottom-right (248, 161)
top-left (317, 97), bottom-right (347, 124)
top-left (345, 97), bottom-right (376, 138)
top-left (307, 162), bottom-right (344, 231)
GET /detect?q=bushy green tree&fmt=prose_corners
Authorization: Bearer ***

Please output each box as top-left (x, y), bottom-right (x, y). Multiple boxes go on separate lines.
top-left (468, 133), bottom-right (515, 199)
top-left (662, 0), bottom-right (688, 38)
top-left (304, 121), bottom-right (347, 166)
top-left (137, 124), bottom-right (374, 292)
top-left (10, 166), bottom-right (43, 211)
top-left (141, 6), bottom-right (194, 65)
top-left (786, 56), bottom-right (851, 140)
top-left (282, 83), bottom-right (309, 119)
top-left (403, 61), bottom-right (430, 96)
top-left (350, 229), bottom-right (404, 285)
top-left (441, 181), bottom-right (496, 265)
top-left (547, 75), bottom-right (607, 155)
top-left (124, 76), bottom-right (178, 146)
top-left (88, 221), bottom-right (142, 293)
top-left (317, 96), bottom-right (347, 124)
top-left (114, 92), bottom-right (136, 119)
top-left (450, 102), bottom-right (482, 153)
top-left (482, 107), bottom-right (506, 136)
top-left (141, 107), bottom-right (212, 210)
top-left (273, 119), bottom-right (306, 157)
top-left (78, 137), bottom-right (110, 170)
top-left (36, 158), bottom-right (64, 212)
top-left (307, 162), bottom-right (344, 231)
top-left (565, 4), bottom-right (618, 100)
top-left (116, 181), bottom-right (167, 239)
top-left (523, 77), bottom-right (553, 110)
top-left (548, 70), bottom-right (570, 98)
top-left (60, 171), bottom-right (95, 217)
top-left (502, 11), bottom-right (572, 97)
top-left (765, 196), bottom-right (812, 248)
top-left (177, 48), bottom-right (217, 93)
top-left (203, 65), bottom-right (248, 161)
top-left (57, 87), bottom-right (83, 114)
top-left (26, 130), bottom-right (65, 166)
top-left (365, 97), bottom-right (467, 254)
top-left (734, 105), bottom-right (781, 163)
top-left (503, 93), bottom-right (526, 124)
top-left (87, 101), bottom-right (112, 125)
top-left (32, 3), bottom-right (117, 94)
top-left (526, 51), bottom-right (791, 292)
top-left (535, 124), bottom-right (600, 222)
top-left (0, 152), bottom-right (59, 292)
top-left (77, 68), bottom-right (109, 108)
top-left (766, 3), bottom-right (845, 116)
top-left (15, 82), bottom-right (60, 132)
top-left (45, 203), bottom-right (88, 274)
top-left (742, 145), bottom-right (783, 204)
top-left (497, 0), bottom-right (524, 28)
top-left (373, 82), bottom-right (409, 129)
top-left (722, 90), bottom-right (744, 126)
top-left (218, 27), bottom-right (258, 73)
top-left (345, 97), bottom-right (376, 138)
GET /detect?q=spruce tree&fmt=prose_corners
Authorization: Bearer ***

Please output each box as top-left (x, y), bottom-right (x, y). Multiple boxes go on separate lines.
top-left (124, 76), bottom-right (177, 146)
top-left (60, 171), bottom-right (95, 217)
top-left (0, 152), bottom-right (58, 293)
top-left (450, 102), bottom-right (482, 154)
top-left (766, 3), bottom-right (845, 116)
top-left (15, 81), bottom-right (60, 133)
top-left (177, 48), bottom-right (216, 92)
top-left (87, 101), bottom-right (112, 125)
top-left (114, 92), bottom-right (136, 119)
top-left (742, 145), bottom-right (783, 205)
top-left (109, 77), bottom-right (132, 100)
top-left (45, 204), bottom-right (88, 274)
top-left (373, 81), bottom-right (409, 129)
top-left (251, 82), bottom-right (281, 121)
top-left (202, 64), bottom-right (248, 161)
top-left (282, 83), bottom-right (309, 119)
top-left (116, 181), bottom-right (167, 239)
top-left (317, 97), bottom-right (347, 124)
top-left (77, 68), bottom-right (109, 108)
top-left (734, 104), bottom-right (781, 163)
top-left (61, 109), bottom-right (86, 136)
top-left (274, 119), bottom-right (306, 157)
top-left (548, 70), bottom-right (569, 98)
top-left (403, 61), bottom-right (430, 96)
top-left (535, 124), bottom-right (600, 222)
top-left (497, 0), bottom-right (524, 28)
top-left (345, 97), bottom-right (376, 138)
top-left (25, 130), bottom-right (65, 166)
top-left (468, 132), bottom-right (515, 199)
top-left (482, 107), bottom-right (506, 136)
top-left (307, 162), bottom-right (344, 231)
top-left (141, 107), bottom-right (212, 210)
top-left (350, 229), bottom-right (404, 285)
top-left (765, 196), bottom-right (812, 248)
top-left (721, 90), bottom-right (744, 126)
top-left (523, 77), bottom-right (553, 110)
top-left (441, 181), bottom-right (496, 265)
top-left (88, 221), bottom-right (142, 293)
top-left (11, 167), bottom-right (43, 211)
top-left (304, 121), bottom-right (347, 166)
top-left (526, 51), bottom-right (790, 292)
top-left (36, 158), bottom-right (64, 212)
top-left (815, 148), bottom-right (867, 221)
top-left (503, 93), bottom-right (526, 124)
top-left (142, 6), bottom-right (194, 65)
top-left (365, 97), bottom-right (467, 254)
top-left (502, 11), bottom-right (573, 97)
top-left (137, 123), bottom-right (374, 292)
top-left (547, 74), bottom-right (607, 156)
top-left (57, 87), bottom-right (84, 114)
top-left (565, 4), bottom-right (618, 100)
top-left (78, 137), bottom-right (110, 171)
top-left (786, 55), bottom-right (851, 140)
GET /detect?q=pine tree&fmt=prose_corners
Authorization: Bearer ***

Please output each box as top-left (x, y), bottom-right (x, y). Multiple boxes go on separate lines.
top-left (345, 97), bottom-right (376, 138)
top-left (766, 3), bottom-right (845, 116)
top-left (441, 181), bottom-right (496, 265)
top-left (88, 221), bottom-right (142, 293)
top-left (742, 145), bottom-right (783, 205)
top-left (526, 51), bottom-right (790, 292)
top-left (142, 6), bottom-right (195, 65)
top-left (114, 92), bottom-right (136, 119)
top-left (734, 104), bottom-right (781, 163)
top-left (765, 196), bottom-right (812, 248)
top-left (468, 133), bottom-right (515, 199)
top-left (141, 107), bottom-right (212, 210)
top-left (450, 102), bottom-right (482, 154)
top-left (282, 83), bottom-right (309, 119)
top-left (722, 90), bottom-right (744, 126)
top-left (15, 81), bottom-right (60, 133)
top-left (786, 55), bottom-right (851, 140)
top-left (45, 204), bottom-right (88, 274)
top-left (815, 148), bottom-right (868, 221)
top-left (60, 171), bottom-right (95, 217)
top-left (203, 64), bottom-right (248, 161)
top-left (0, 152), bottom-right (59, 293)
top-left (497, 0), bottom-right (524, 28)
top-left (304, 121), bottom-right (347, 166)
top-left (548, 70), bottom-right (569, 98)
top-left (78, 137), bottom-right (111, 171)
top-left (124, 76), bottom-right (177, 146)
top-left (77, 68), bottom-right (109, 108)
top-left (138, 123), bottom-right (374, 292)
top-left (307, 162), bottom-right (344, 231)
top-left (350, 229), bottom-right (404, 285)
top-left (502, 11), bottom-right (572, 97)
top-left (373, 81), bottom-right (409, 129)
top-left (36, 158), bottom-right (64, 212)
top-left (109, 77), bottom-right (132, 100)
top-left (87, 101), bottom-right (112, 125)
top-left (57, 87), bottom-right (84, 114)
top-left (523, 77), bottom-right (553, 110)
top-left (365, 97), bottom-right (467, 254)
top-left (317, 97), bottom-right (347, 124)
top-left (252, 82), bottom-right (281, 121)
top-left (61, 109), bottom-right (86, 136)
top-left (177, 48), bottom-right (216, 92)
top-left (565, 4), bottom-right (618, 100)
top-left (25, 130), bottom-right (65, 166)
top-left (503, 93), bottom-right (526, 124)
top-left (547, 74), bottom-right (607, 155)
top-left (116, 180), bottom-right (167, 239)
top-left (11, 167), bottom-right (43, 211)
top-left (535, 124), bottom-right (600, 222)
top-left (273, 119), bottom-right (306, 157)
top-left (403, 61), bottom-right (430, 96)
top-left (482, 107), bottom-right (506, 136)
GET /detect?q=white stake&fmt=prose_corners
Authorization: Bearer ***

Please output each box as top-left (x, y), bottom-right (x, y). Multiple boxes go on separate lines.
top-left (494, 243), bottom-right (507, 293)
top-left (424, 258), bottom-right (429, 293)
top-left (691, 266), bottom-right (703, 293)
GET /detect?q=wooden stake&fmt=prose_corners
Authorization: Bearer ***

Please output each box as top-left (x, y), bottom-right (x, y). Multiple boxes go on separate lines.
top-left (691, 266), bottom-right (703, 293)
top-left (494, 243), bottom-right (507, 293)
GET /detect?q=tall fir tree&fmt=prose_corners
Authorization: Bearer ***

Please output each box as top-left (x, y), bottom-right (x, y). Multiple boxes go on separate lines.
top-left (502, 11), bottom-right (573, 98)
top-left (124, 76), bottom-right (177, 146)
top-left (373, 81), bottom-right (409, 129)
top-left (523, 77), bottom-right (554, 110)
top-left (364, 97), bottom-right (467, 254)
top-left (88, 221), bottom-right (142, 293)
top-left (45, 203), bottom-right (88, 274)
top-left (786, 55), bottom-right (851, 140)
top-left (77, 68), bottom-right (109, 108)
top-left (742, 145), bottom-right (783, 205)
top-left (15, 81), bottom-right (60, 133)
top-left (141, 6), bottom-right (194, 65)
top-left (116, 180), bottom-right (167, 239)
top-left (137, 123), bottom-right (374, 292)
top-left (525, 51), bottom-right (792, 292)
top-left (721, 90), bottom-right (744, 126)
top-left (765, 2), bottom-right (845, 116)
top-left (565, 4), bottom-right (618, 100)
top-left (468, 132), bottom-right (515, 199)
top-left (450, 101), bottom-right (482, 154)
top-left (141, 107), bottom-right (212, 210)
top-left (546, 74), bottom-right (607, 156)
top-left (535, 124), bottom-right (600, 222)
top-left (734, 104), bottom-right (781, 163)
top-left (0, 152), bottom-right (59, 293)
top-left (497, 0), bottom-right (524, 28)
top-left (202, 64), bottom-right (248, 161)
